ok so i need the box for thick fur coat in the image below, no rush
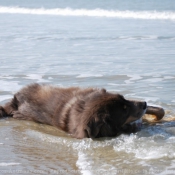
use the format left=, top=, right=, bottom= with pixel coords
left=0, top=83, right=147, bottom=139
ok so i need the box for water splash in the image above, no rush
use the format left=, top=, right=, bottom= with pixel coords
left=0, top=6, right=175, bottom=20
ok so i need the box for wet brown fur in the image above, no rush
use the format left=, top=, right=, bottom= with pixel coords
left=0, top=83, right=147, bottom=139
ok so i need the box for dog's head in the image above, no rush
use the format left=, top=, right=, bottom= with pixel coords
left=78, top=93, right=147, bottom=139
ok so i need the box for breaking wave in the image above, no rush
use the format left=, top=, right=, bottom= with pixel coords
left=0, top=6, right=175, bottom=20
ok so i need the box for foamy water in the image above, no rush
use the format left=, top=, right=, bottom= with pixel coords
left=25, top=122, right=175, bottom=174
left=0, top=0, right=175, bottom=174
left=0, top=6, right=175, bottom=20
left=0, top=163, right=21, bottom=166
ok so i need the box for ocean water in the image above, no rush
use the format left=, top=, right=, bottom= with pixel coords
left=0, top=0, right=175, bottom=174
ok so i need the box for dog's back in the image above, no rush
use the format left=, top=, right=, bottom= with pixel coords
left=0, top=84, right=105, bottom=135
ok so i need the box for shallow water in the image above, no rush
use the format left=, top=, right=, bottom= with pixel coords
left=0, top=0, right=175, bottom=174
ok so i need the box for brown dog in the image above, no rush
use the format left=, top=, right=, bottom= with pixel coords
left=0, top=83, right=147, bottom=139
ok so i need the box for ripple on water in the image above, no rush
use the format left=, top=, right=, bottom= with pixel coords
left=26, top=124, right=175, bottom=160
left=0, top=163, right=21, bottom=166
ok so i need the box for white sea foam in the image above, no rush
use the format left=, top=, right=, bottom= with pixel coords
left=27, top=129, right=175, bottom=161
left=76, top=74, right=103, bottom=78
left=0, top=80, right=22, bottom=92
left=164, top=76, right=175, bottom=80
left=25, top=74, right=50, bottom=83
left=113, top=134, right=175, bottom=160
left=125, top=75, right=142, bottom=84
left=26, top=130, right=117, bottom=151
left=0, top=162, right=21, bottom=166
left=0, top=95, right=12, bottom=102
left=76, top=152, right=93, bottom=175
left=142, top=78, right=164, bottom=83
left=24, top=127, right=175, bottom=175
left=0, top=6, right=175, bottom=20
left=108, top=83, right=119, bottom=86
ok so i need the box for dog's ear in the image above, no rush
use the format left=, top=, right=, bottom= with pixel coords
left=85, top=118, right=103, bottom=138
left=72, top=117, right=103, bottom=139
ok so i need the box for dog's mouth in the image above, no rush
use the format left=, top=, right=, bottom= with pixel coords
left=129, top=108, right=146, bottom=130
left=122, top=108, right=146, bottom=132
left=129, top=117, right=143, bottom=130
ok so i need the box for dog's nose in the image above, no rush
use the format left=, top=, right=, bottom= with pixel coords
left=143, top=102, right=147, bottom=110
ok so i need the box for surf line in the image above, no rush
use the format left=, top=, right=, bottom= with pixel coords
left=0, top=6, right=175, bottom=20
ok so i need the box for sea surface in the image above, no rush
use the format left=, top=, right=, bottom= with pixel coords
left=0, top=0, right=175, bottom=174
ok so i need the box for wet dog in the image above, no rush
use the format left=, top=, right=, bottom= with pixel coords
left=0, top=83, right=147, bottom=139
